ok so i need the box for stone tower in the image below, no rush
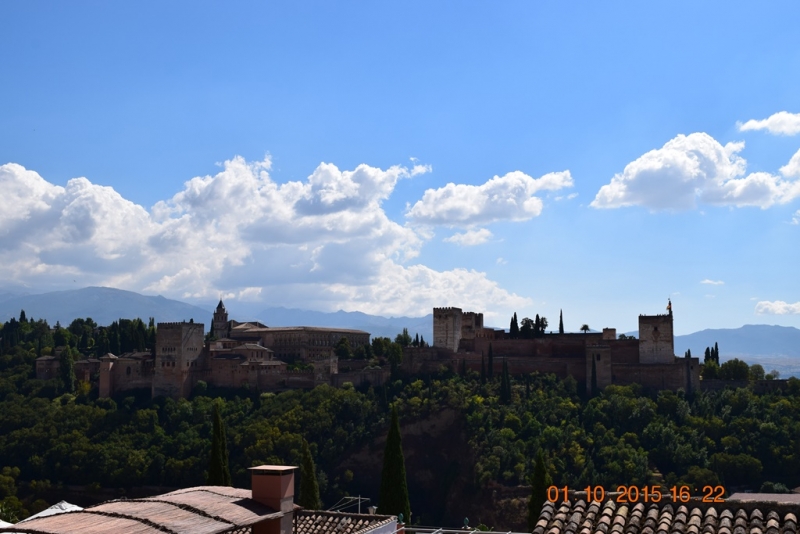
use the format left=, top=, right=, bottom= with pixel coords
left=433, top=307, right=463, bottom=352
left=213, top=299, right=230, bottom=339
left=152, top=322, right=205, bottom=398
left=638, top=300, right=675, bottom=364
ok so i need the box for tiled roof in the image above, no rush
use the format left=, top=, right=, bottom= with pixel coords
left=533, top=498, right=800, bottom=534
left=0, top=486, right=282, bottom=534
left=294, top=510, right=395, bottom=534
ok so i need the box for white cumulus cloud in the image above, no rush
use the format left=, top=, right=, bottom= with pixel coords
left=701, top=279, right=724, bottom=285
left=591, top=133, right=800, bottom=210
left=781, top=148, right=800, bottom=178
left=755, top=300, right=800, bottom=315
left=443, top=228, right=493, bottom=246
left=738, top=111, right=800, bottom=136
left=0, top=158, right=528, bottom=317
left=406, top=170, right=573, bottom=226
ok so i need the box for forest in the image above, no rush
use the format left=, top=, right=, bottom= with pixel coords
left=2, top=312, right=800, bottom=526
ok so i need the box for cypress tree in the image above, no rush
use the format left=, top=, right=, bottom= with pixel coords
left=207, top=402, right=231, bottom=486
left=559, top=310, right=564, bottom=334
left=528, top=450, right=552, bottom=531
left=510, top=313, right=519, bottom=339
left=500, top=359, right=511, bottom=404
left=298, top=439, right=321, bottom=509
left=704, top=347, right=711, bottom=364
left=488, top=343, right=494, bottom=380
left=379, top=406, right=411, bottom=522
left=714, top=342, right=719, bottom=364
left=480, top=352, right=486, bottom=384
left=60, top=346, right=76, bottom=394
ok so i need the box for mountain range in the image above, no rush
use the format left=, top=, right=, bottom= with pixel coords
left=1, top=286, right=798, bottom=376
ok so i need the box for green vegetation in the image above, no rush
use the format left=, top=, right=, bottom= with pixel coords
left=528, top=450, right=552, bottom=531
left=378, top=406, right=410, bottom=522
left=207, top=401, right=231, bottom=486
left=3, top=310, right=800, bottom=524
left=299, top=438, right=321, bottom=509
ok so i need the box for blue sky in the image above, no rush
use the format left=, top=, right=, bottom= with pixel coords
left=1, top=2, right=799, bottom=334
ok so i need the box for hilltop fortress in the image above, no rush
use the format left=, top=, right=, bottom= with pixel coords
left=90, top=300, right=379, bottom=399
left=403, top=301, right=700, bottom=392
left=36, top=300, right=699, bottom=397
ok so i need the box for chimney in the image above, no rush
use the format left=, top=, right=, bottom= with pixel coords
left=250, top=465, right=298, bottom=534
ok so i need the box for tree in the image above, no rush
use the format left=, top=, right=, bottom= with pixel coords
left=590, top=355, right=597, bottom=396
left=749, top=364, right=765, bottom=381
left=334, top=337, right=353, bottom=360
left=702, top=361, right=719, bottom=380
left=580, top=324, right=590, bottom=334
left=395, top=328, right=412, bottom=347
left=379, top=406, right=411, bottom=522
left=520, top=318, right=534, bottom=339
left=714, top=342, right=720, bottom=363
left=298, top=439, right=321, bottom=509
left=480, top=352, right=486, bottom=384
left=207, top=402, right=231, bottom=486
left=500, top=359, right=511, bottom=405
left=559, top=310, right=564, bottom=334
left=509, top=313, right=519, bottom=339
left=488, top=343, right=494, bottom=380
left=459, top=358, right=467, bottom=377
left=528, top=449, right=552, bottom=531
left=719, top=358, right=749, bottom=381
left=60, top=346, right=76, bottom=394
left=538, top=316, right=548, bottom=336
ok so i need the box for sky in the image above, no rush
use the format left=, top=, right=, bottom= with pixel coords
left=1, top=2, right=799, bottom=335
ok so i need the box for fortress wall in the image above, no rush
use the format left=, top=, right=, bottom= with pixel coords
left=586, top=345, right=613, bottom=389
left=611, top=358, right=699, bottom=391
left=609, top=340, right=640, bottom=364
left=109, top=358, right=153, bottom=394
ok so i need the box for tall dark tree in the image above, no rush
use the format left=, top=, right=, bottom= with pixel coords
left=590, top=355, right=597, bottom=397
left=60, top=346, right=76, bottom=394
left=500, top=359, right=511, bottom=405
left=510, top=313, right=519, bottom=339
left=714, top=342, right=720, bottom=364
left=459, top=358, right=467, bottom=377
left=207, top=402, right=231, bottom=486
left=480, top=352, right=486, bottom=384
left=488, top=343, right=494, bottom=380
left=19, top=310, right=27, bottom=323
left=559, top=310, right=564, bottom=334
left=704, top=347, right=712, bottom=364
left=528, top=449, right=552, bottom=531
left=379, top=406, right=411, bottom=522
left=298, top=439, right=321, bottom=509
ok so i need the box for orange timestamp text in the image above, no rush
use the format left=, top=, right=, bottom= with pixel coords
left=547, top=485, right=726, bottom=503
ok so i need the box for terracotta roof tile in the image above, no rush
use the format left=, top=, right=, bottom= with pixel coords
left=531, top=495, right=800, bottom=534
left=293, top=510, right=395, bottom=534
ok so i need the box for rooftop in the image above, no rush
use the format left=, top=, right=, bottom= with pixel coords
left=0, top=486, right=281, bottom=534
left=294, top=510, right=395, bottom=534
left=532, top=497, right=800, bottom=534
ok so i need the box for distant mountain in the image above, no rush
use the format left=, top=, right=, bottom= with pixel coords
left=252, top=306, right=433, bottom=341
left=0, top=287, right=210, bottom=327
left=674, top=324, right=800, bottom=378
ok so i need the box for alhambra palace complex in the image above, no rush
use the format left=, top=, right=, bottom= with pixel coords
left=36, top=300, right=700, bottom=397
